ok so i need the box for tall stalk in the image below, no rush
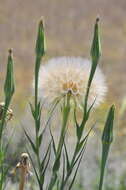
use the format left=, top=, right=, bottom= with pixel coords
left=33, top=19, right=46, bottom=187
left=25, top=19, right=53, bottom=190
left=59, top=17, right=101, bottom=190
left=48, top=95, right=70, bottom=190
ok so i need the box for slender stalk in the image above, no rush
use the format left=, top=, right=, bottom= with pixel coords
left=57, top=96, right=70, bottom=155
left=34, top=56, right=42, bottom=172
left=48, top=95, right=70, bottom=190
left=35, top=56, right=41, bottom=110
left=33, top=19, right=46, bottom=180
left=60, top=18, right=101, bottom=190
left=26, top=19, right=46, bottom=190
left=99, top=144, right=109, bottom=190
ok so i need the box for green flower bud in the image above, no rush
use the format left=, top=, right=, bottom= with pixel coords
left=4, top=49, right=15, bottom=102
left=35, top=19, right=46, bottom=58
left=102, top=105, right=115, bottom=144
left=90, top=17, right=101, bottom=63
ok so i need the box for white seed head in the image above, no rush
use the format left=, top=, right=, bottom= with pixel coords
left=37, top=57, right=107, bottom=108
left=21, top=153, right=29, bottom=159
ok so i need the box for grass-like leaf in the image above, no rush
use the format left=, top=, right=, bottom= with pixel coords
left=24, top=129, right=37, bottom=155
left=68, top=146, right=85, bottom=190
left=63, top=142, right=70, bottom=173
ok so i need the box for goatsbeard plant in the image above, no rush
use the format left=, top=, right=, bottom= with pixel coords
left=24, top=17, right=115, bottom=190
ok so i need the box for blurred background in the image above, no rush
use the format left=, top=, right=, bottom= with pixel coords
left=0, top=0, right=126, bottom=189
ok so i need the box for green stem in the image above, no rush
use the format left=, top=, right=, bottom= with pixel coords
left=35, top=56, right=41, bottom=110
left=34, top=55, right=42, bottom=178
left=99, top=143, right=110, bottom=190
left=83, top=61, right=97, bottom=124
left=58, top=95, right=70, bottom=155
left=48, top=95, right=70, bottom=190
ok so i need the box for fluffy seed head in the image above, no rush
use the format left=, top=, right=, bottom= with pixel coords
left=38, top=57, right=107, bottom=108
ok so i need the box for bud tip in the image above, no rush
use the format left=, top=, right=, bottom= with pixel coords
left=39, top=17, right=44, bottom=28
left=8, top=48, right=13, bottom=55
left=96, top=17, right=100, bottom=23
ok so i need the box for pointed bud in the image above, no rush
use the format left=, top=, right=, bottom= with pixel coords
left=35, top=18, right=46, bottom=58
left=90, top=17, right=101, bottom=63
left=4, top=49, right=15, bottom=101
left=102, top=105, right=115, bottom=144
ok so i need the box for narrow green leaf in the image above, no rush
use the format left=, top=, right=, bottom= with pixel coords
left=73, top=141, right=87, bottom=168
left=40, top=144, right=51, bottom=187
left=50, top=128, right=56, bottom=156
left=36, top=117, right=41, bottom=132
left=48, top=173, right=57, bottom=190
left=64, top=142, right=70, bottom=172
left=76, top=126, right=83, bottom=141
left=77, top=124, right=95, bottom=153
left=53, top=153, right=61, bottom=173
left=68, top=147, right=85, bottom=190
left=38, top=133, right=43, bottom=147
left=24, top=129, right=37, bottom=155
left=86, top=97, right=96, bottom=119
left=40, top=141, right=51, bottom=171
left=74, top=108, right=79, bottom=128
left=42, top=144, right=51, bottom=174
left=74, top=108, right=82, bottom=140
left=29, top=103, right=35, bottom=119
left=61, top=152, right=66, bottom=187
